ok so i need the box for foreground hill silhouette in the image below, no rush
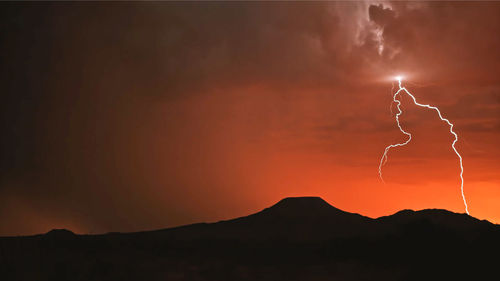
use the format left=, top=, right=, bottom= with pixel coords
left=1, top=197, right=499, bottom=280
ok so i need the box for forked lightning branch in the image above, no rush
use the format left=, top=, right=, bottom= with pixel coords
left=378, top=76, right=469, bottom=215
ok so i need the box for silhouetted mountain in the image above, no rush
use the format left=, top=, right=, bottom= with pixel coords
left=45, top=229, right=77, bottom=238
left=154, top=197, right=373, bottom=241
left=1, top=197, right=499, bottom=281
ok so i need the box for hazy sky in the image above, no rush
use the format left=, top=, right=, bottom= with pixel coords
left=1, top=1, right=500, bottom=235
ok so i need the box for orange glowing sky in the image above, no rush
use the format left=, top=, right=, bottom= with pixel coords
left=1, top=1, right=499, bottom=235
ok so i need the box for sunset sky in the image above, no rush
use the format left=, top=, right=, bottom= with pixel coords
left=1, top=1, right=500, bottom=235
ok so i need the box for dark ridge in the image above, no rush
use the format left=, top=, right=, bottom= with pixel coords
left=1, top=197, right=500, bottom=281
left=378, top=208, right=487, bottom=224
left=375, top=208, right=496, bottom=238
left=3, top=198, right=496, bottom=238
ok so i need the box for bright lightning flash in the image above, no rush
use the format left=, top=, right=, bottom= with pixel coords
left=379, top=76, right=469, bottom=215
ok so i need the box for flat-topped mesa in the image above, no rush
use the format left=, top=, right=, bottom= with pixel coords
left=256, top=197, right=368, bottom=223
left=43, top=229, right=77, bottom=240
left=46, top=229, right=75, bottom=236
left=271, top=196, right=333, bottom=210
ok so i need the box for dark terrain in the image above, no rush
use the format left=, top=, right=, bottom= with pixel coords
left=1, top=197, right=499, bottom=281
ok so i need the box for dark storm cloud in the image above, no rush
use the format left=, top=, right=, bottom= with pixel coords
left=0, top=1, right=374, bottom=182
left=372, top=2, right=500, bottom=79
left=369, top=4, right=396, bottom=27
left=0, top=4, right=55, bottom=178
left=62, top=2, right=355, bottom=99
left=367, top=2, right=500, bottom=130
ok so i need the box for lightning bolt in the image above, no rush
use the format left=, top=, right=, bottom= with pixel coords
left=379, top=77, right=469, bottom=215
